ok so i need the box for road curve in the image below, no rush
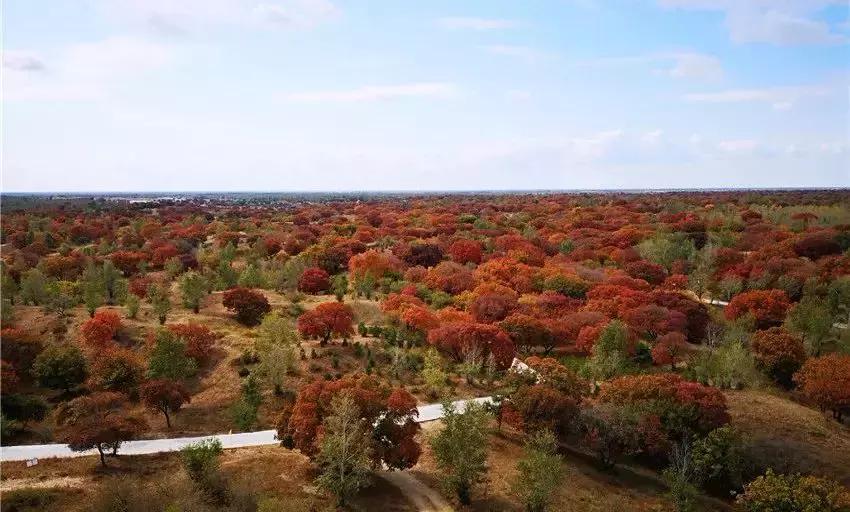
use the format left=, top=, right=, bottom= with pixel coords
left=1, top=396, right=493, bottom=462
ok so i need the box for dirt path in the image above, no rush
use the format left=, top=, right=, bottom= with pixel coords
left=378, top=471, right=453, bottom=512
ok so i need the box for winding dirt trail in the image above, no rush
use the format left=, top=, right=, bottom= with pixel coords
left=378, top=471, right=453, bottom=512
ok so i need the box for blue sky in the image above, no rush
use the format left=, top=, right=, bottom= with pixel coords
left=3, top=0, right=848, bottom=191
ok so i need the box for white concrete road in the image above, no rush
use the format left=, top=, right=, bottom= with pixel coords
left=1, top=396, right=493, bottom=462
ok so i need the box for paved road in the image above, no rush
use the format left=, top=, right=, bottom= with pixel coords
left=1, top=396, right=492, bottom=462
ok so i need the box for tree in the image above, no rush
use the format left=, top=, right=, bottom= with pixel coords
left=725, top=289, right=790, bottom=330
left=662, top=441, right=699, bottom=512
left=168, top=323, right=217, bottom=363
left=750, top=327, right=806, bottom=387
left=421, top=348, right=448, bottom=399
left=180, top=438, right=229, bottom=503
left=507, top=384, right=580, bottom=437
left=315, top=392, right=373, bottom=508
left=597, top=373, right=729, bottom=439
left=793, top=353, right=850, bottom=421
left=89, top=348, right=144, bottom=395
left=256, top=343, right=296, bottom=395
left=331, top=274, right=348, bottom=301
left=500, top=314, right=554, bottom=354
left=125, top=293, right=140, bottom=318
left=429, top=400, right=490, bottom=505
left=298, top=267, right=330, bottom=294
left=512, top=429, right=563, bottom=512
left=147, top=329, right=197, bottom=380
left=584, top=320, right=633, bottom=382
left=787, top=295, right=834, bottom=356
left=449, top=239, right=482, bottom=265
left=179, top=271, right=207, bottom=313
left=651, top=332, right=688, bottom=371
left=19, top=268, right=48, bottom=306
left=736, top=469, right=850, bottom=512
left=140, top=379, right=191, bottom=428
left=238, top=263, right=266, bottom=289
left=277, top=374, right=420, bottom=469
left=80, top=309, right=122, bottom=347
left=427, top=321, right=515, bottom=369
left=147, top=284, right=172, bottom=325
left=32, top=344, right=87, bottom=392
left=222, top=287, right=271, bottom=326
left=56, top=392, right=147, bottom=466
left=296, top=302, right=354, bottom=344
left=622, top=304, right=686, bottom=341
left=232, top=374, right=262, bottom=430
left=826, top=277, right=850, bottom=326
left=691, top=426, right=745, bottom=495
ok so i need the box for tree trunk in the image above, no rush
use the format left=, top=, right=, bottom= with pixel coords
left=164, top=408, right=171, bottom=428
left=193, top=305, right=199, bottom=314
left=97, top=445, right=106, bottom=467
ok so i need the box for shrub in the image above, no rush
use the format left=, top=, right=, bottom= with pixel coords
left=736, top=469, right=850, bottom=512
left=222, top=287, right=271, bottom=326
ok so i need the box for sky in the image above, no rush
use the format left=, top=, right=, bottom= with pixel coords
left=2, top=0, right=849, bottom=192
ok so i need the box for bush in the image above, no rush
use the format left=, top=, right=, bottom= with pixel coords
left=691, top=426, right=746, bottom=495
left=736, top=469, right=850, bottom=512
left=1, top=488, right=60, bottom=512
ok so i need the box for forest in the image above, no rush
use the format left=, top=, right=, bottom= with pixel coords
left=1, top=190, right=849, bottom=512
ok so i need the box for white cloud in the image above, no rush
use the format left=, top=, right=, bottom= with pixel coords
left=667, top=52, right=723, bottom=80
left=658, top=1, right=846, bottom=45
left=437, top=17, right=517, bottom=30
left=4, top=38, right=175, bottom=102
left=282, top=82, right=458, bottom=102
left=482, top=45, right=551, bottom=62
left=585, top=52, right=723, bottom=80
left=2, top=50, right=46, bottom=72
left=253, top=0, right=339, bottom=28
left=641, top=129, right=664, bottom=146
left=683, top=85, right=830, bottom=109
left=100, top=0, right=338, bottom=34
left=717, top=139, right=759, bottom=153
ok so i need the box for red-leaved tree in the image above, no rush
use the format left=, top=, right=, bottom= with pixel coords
left=297, top=302, right=354, bottom=344
left=222, top=287, right=271, bottom=326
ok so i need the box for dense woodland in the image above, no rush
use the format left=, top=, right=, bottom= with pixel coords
left=1, top=190, right=849, bottom=512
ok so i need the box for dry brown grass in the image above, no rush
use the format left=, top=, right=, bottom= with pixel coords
left=413, top=423, right=695, bottom=512
left=0, top=445, right=413, bottom=512
left=725, top=389, right=850, bottom=485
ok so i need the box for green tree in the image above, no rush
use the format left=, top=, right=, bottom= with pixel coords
left=512, top=429, right=564, bottom=512
left=125, top=294, right=140, bottom=319
left=32, top=344, right=88, bottom=392
left=315, top=392, right=373, bottom=508
left=662, top=441, right=699, bottom=512
left=826, top=277, right=850, bottom=326
left=238, top=263, right=266, bottom=288
left=147, top=330, right=197, bottom=380
left=257, top=312, right=298, bottom=348
left=422, top=348, right=448, bottom=399
left=179, top=271, right=207, bottom=313
left=147, top=284, right=172, bottom=325
left=1, top=263, right=19, bottom=305
left=430, top=400, right=490, bottom=505
left=787, top=295, right=834, bottom=356
left=583, top=320, right=631, bottom=382
left=637, top=232, right=695, bottom=271
left=19, top=268, right=49, bottom=306
left=331, top=274, right=348, bottom=301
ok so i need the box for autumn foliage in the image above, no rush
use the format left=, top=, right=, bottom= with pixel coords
left=427, top=321, right=515, bottom=368
left=222, top=287, right=271, bottom=326
left=276, top=374, right=421, bottom=469
left=793, top=354, right=850, bottom=421
left=80, top=309, right=122, bottom=347
left=297, top=302, right=354, bottom=343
